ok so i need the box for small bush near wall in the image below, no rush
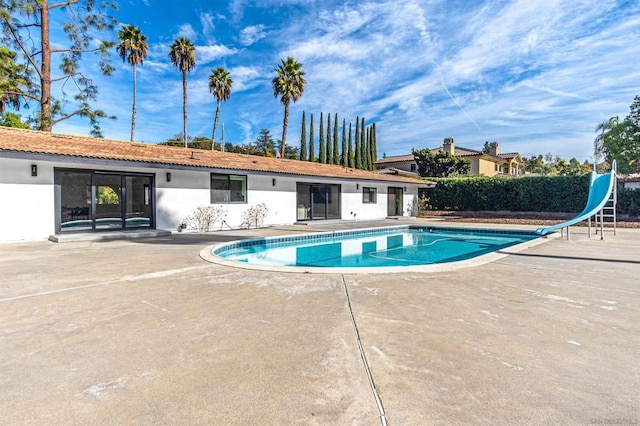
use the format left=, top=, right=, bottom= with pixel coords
left=185, top=206, right=227, bottom=232
left=242, top=203, right=269, bottom=229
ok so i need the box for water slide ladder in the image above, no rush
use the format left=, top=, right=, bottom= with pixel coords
left=588, top=173, right=617, bottom=239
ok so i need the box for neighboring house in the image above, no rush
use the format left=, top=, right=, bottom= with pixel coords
left=0, top=127, right=428, bottom=242
left=619, top=173, right=640, bottom=190
left=375, top=137, right=524, bottom=177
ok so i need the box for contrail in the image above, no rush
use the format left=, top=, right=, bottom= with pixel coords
left=432, top=61, right=481, bottom=131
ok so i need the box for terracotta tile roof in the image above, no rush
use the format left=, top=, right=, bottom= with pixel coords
left=499, top=152, right=521, bottom=160
left=430, top=146, right=485, bottom=157
left=374, top=154, right=415, bottom=164
left=0, top=126, right=428, bottom=185
left=374, top=167, right=419, bottom=178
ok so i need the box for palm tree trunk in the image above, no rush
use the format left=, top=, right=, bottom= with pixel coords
left=281, top=101, right=289, bottom=158
left=131, top=62, right=136, bottom=142
left=212, top=101, right=221, bottom=150
left=182, top=69, right=188, bottom=148
left=40, top=3, right=52, bottom=131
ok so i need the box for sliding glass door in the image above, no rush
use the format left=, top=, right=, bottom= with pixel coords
left=125, top=176, right=152, bottom=228
left=387, top=187, right=404, bottom=216
left=56, top=169, right=153, bottom=232
left=95, top=174, right=123, bottom=229
left=296, top=183, right=341, bottom=221
left=59, top=170, right=92, bottom=231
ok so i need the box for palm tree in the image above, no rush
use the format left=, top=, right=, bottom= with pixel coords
left=272, top=57, right=306, bottom=158
left=116, top=25, right=148, bottom=142
left=169, top=38, right=196, bottom=148
left=208, top=67, right=232, bottom=150
left=594, top=116, right=621, bottom=170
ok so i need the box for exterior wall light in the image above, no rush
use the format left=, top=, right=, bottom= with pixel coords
left=31, top=164, right=37, bottom=177
left=272, top=178, right=276, bottom=186
left=356, top=184, right=359, bottom=190
left=166, top=172, right=172, bottom=182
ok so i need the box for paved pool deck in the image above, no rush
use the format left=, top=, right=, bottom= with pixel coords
left=1, top=219, right=638, bottom=425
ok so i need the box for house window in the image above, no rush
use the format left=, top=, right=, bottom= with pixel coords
left=211, top=173, right=247, bottom=203
left=410, top=164, right=417, bottom=171
left=362, top=187, right=377, bottom=204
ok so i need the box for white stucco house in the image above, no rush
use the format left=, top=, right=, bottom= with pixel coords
left=0, top=127, right=429, bottom=242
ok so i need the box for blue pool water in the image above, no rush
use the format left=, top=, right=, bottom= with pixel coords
left=213, top=226, right=539, bottom=268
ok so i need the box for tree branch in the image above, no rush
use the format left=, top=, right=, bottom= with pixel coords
left=49, top=0, right=81, bottom=9
left=50, top=107, right=88, bottom=126
left=1, top=91, right=40, bottom=102
left=50, top=74, right=75, bottom=83
left=51, top=47, right=102, bottom=54
left=1, top=17, right=43, bottom=79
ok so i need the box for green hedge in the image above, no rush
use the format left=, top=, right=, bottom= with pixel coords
left=421, top=176, right=640, bottom=216
left=618, top=188, right=640, bottom=216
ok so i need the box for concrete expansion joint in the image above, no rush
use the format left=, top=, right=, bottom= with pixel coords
left=340, top=274, right=387, bottom=426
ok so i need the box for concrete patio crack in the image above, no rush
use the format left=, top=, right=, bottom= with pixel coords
left=341, top=274, right=387, bottom=426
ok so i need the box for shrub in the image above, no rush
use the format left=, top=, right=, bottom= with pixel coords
left=422, top=175, right=590, bottom=213
left=185, top=205, right=227, bottom=232
left=241, top=203, right=269, bottom=229
left=421, top=176, right=640, bottom=216
left=617, top=188, right=640, bottom=216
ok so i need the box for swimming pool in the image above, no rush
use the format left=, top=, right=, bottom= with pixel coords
left=203, top=226, right=549, bottom=273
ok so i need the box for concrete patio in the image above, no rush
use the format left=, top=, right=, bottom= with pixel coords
left=1, top=220, right=638, bottom=425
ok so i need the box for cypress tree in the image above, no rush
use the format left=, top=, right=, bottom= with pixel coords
left=364, top=126, right=370, bottom=170
left=300, top=111, right=307, bottom=161
left=318, top=112, right=325, bottom=164
left=354, top=116, right=361, bottom=169
left=360, top=117, right=366, bottom=170
left=308, top=113, right=315, bottom=162
left=367, top=126, right=373, bottom=170
left=333, top=113, right=339, bottom=164
left=341, top=118, right=347, bottom=166
left=348, top=123, right=354, bottom=168
left=371, top=123, right=377, bottom=166
left=326, top=113, right=332, bottom=165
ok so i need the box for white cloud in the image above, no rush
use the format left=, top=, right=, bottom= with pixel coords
left=175, top=23, right=196, bottom=40
left=229, top=0, right=246, bottom=22
left=239, top=25, right=266, bottom=46
left=228, top=65, right=264, bottom=92
left=200, top=12, right=215, bottom=40
left=196, top=44, right=238, bottom=63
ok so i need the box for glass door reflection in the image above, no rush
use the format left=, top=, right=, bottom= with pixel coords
left=95, top=174, right=123, bottom=229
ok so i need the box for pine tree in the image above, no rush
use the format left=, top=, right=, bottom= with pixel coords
left=300, top=111, right=307, bottom=161
left=308, top=113, right=315, bottom=162
left=326, top=113, right=333, bottom=165
left=333, top=113, right=339, bottom=164
left=355, top=116, right=361, bottom=169
left=318, top=112, right=325, bottom=164
left=341, top=118, right=347, bottom=166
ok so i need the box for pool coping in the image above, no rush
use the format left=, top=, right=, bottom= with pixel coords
left=199, top=225, right=560, bottom=274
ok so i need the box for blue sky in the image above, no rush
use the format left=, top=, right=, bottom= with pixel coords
left=45, top=0, right=640, bottom=161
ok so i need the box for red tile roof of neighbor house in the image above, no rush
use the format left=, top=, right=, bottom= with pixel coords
left=374, top=154, right=415, bottom=164
left=0, top=126, right=428, bottom=185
